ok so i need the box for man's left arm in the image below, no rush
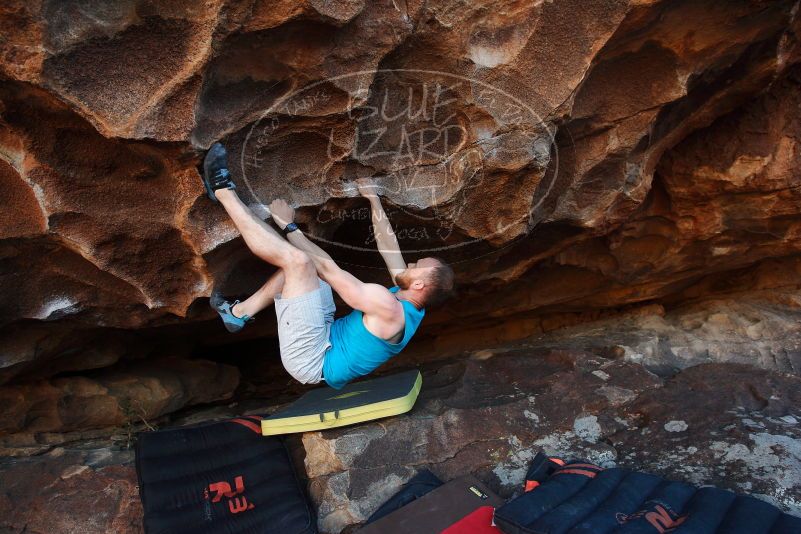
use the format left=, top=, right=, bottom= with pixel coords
left=269, top=199, right=337, bottom=275
left=356, top=178, right=406, bottom=284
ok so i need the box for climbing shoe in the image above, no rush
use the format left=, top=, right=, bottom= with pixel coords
left=202, top=142, right=236, bottom=202
left=210, top=294, right=253, bottom=333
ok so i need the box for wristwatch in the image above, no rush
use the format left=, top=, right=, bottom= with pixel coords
left=282, top=222, right=300, bottom=235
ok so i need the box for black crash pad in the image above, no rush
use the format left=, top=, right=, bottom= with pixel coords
left=359, top=476, right=504, bottom=534
left=135, top=416, right=316, bottom=534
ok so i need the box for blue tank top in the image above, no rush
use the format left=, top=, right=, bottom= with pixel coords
left=323, top=286, right=425, bottom=389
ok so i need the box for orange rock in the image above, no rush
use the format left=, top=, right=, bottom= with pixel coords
left=0, top=0, right=801, bottom=429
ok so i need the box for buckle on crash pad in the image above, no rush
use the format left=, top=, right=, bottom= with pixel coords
left=318, top=410, right=341, bottom=422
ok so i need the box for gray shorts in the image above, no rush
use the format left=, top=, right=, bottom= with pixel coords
left=274, top=279, right=335, bottom=384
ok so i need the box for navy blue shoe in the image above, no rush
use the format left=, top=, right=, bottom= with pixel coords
left=210, top=295, right=253, bottom=333
left=202, top=142, right=236, bottom=202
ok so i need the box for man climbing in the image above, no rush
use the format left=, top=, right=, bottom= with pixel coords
left=201, top=143, right=455, bottom=389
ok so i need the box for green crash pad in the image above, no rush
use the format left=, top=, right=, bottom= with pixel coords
left=261, top=369, right=422, bottom=436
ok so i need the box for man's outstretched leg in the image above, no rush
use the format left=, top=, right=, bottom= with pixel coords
left=216, top=188, right=318, bottom=298
left=203, top=143, right=318, bottom=299
left=202, top=143, right=333, bottom=385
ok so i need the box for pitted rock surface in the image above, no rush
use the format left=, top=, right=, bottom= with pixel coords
left=0, top=448, right=141, bottom=534
left=2, top=2, right=801, bottom=526
left=1, top=1, right=801, bottom=379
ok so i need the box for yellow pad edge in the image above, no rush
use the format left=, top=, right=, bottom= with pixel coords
left=261, top=372, right=422, bottom=436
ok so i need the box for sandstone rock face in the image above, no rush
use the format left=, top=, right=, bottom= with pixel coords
left=3, top=2, right=801, bottom=531
left=0, top=448, right=142, bottom=534
left=0, top=358, right=239, bottom=454
left=2, top=0, right=801, bottom=362
left=531, top=296, right=801, bottom=376
left=2, top=0, right=801, bottom=481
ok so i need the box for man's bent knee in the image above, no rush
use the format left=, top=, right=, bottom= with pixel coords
left=284, top=249, right=314, bottom=270
left=279, top=249, right=319, bottom=298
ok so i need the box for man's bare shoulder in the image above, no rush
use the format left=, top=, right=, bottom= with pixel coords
left=356, top=283, right=400, bottom=315
left=361, top=282, right=398, bottom=302
left=356, top=283, right=405, bottom=339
